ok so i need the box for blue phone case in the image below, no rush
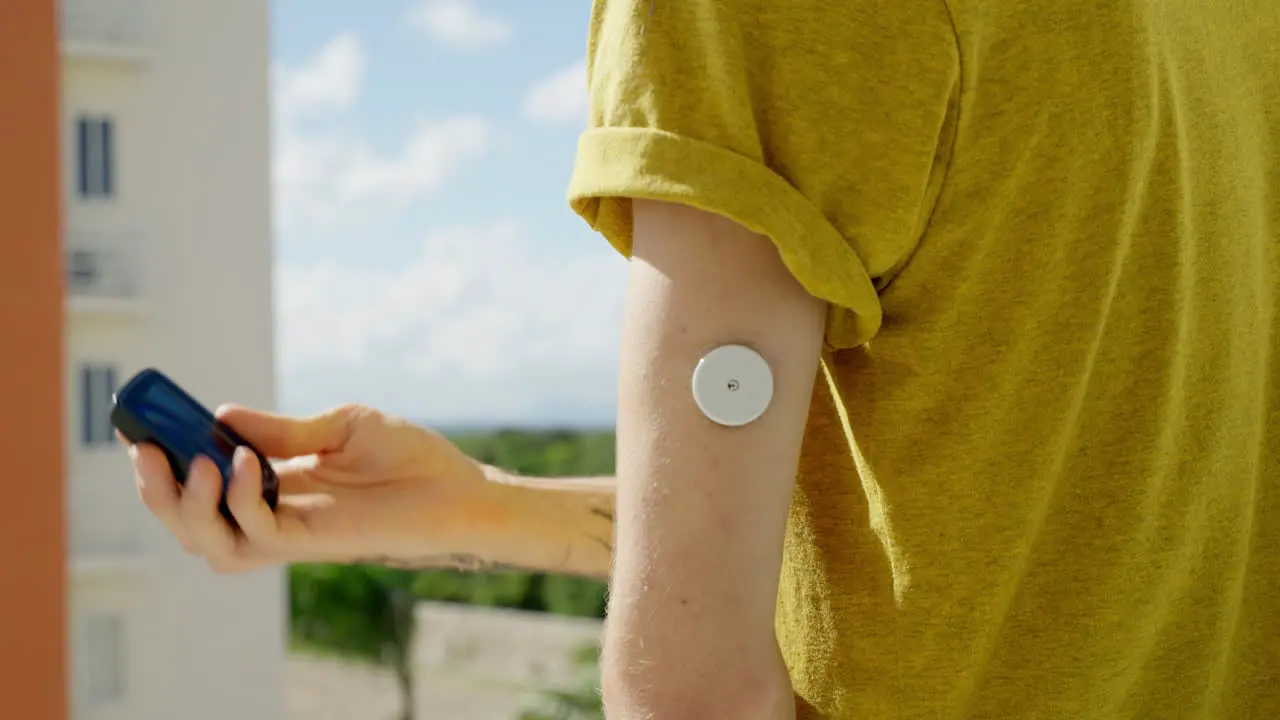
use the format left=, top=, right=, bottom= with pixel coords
left=110, top=367, right=279, bottom=529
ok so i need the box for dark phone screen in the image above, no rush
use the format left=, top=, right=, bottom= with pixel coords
left=139, top=380, right=238, bottom=478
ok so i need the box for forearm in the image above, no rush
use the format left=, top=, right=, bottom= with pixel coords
left=476, top=465, right=616, bottom=579
left=367, top=465, right=616, bottom=579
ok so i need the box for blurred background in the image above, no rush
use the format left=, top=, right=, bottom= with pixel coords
left=1, top=1, right=627, bottom=718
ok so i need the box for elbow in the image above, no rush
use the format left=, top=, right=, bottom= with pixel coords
left=600, top=658, right=795, bottom=720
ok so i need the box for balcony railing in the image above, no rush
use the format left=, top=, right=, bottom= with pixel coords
left=64, top=233, right=143, bottom=305
left=60, top=0, right=147, bottom=58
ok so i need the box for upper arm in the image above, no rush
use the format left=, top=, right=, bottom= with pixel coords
left=603, top=199, right=824, bottom=717
left=566, top=0, right=959, bottom=714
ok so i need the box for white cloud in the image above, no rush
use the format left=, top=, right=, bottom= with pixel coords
left=276, top=223, right=628, bottom=425
left=524, top=60, right=588, bottom=124
left=273, top=34, right=364, bottom=121
left=271, top=35, right=489, bottom=231
left=274, top=117, right=489, bottom=228
left=337, top=118, right=488, bottom=202
left=269, top=32, right=620, bottom=426
left=406, top=0, right=512, bottom=49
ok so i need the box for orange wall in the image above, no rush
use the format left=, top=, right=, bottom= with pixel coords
left=0, top=1, right=68, bottom=718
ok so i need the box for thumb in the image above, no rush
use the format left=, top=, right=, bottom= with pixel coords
left=214, top=403, right=354, bottom=459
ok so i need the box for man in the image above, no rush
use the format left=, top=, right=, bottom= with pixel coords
left=127, top=1, right=1278, bottom=718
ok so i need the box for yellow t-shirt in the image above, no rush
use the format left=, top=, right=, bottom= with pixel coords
left=568, top=1, right=1280, bottom=717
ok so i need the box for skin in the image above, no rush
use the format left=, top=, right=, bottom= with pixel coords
left=127, top=199, right=824, bottom=719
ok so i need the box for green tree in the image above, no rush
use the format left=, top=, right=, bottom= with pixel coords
left=290, top=564, right=419, bottom=719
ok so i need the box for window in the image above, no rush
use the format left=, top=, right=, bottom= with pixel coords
left=80, top=363, right=118, bottom=447
left=76, top=115, right=114, bottom=198
left=73, top=612, right=126, bottom=709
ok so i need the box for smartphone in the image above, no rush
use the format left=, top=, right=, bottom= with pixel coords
left=110, top=367, right=279, bottom=529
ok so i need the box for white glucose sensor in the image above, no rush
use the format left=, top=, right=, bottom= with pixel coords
left=691, top=344, right=774, bottom=427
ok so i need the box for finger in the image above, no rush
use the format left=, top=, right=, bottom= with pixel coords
left=131, top=443, right=194, bottom=552
left=271, top=494, right=343, bottom=562
left=214, top=403, right=355, bottom=459
left=180, top=455, right=239, bottom=562
left=266, top=454, right=348, bottom=496
left=225, top=447, right=279, bottom=547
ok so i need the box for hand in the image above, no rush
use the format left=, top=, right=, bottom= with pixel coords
left=125, top=403, right=495, bottom=573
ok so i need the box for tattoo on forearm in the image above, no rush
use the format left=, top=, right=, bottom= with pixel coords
left=357, top=554, right=524, bottom=573
left=355, top=497, right=618, bottom=577
left=588, top=503, right=616, bottom=554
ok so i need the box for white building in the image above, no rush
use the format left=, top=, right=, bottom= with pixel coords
left=59, top=0, right=286, bottom=718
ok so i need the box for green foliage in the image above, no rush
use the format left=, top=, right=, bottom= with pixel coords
left=518, top=644, right=605, bottom=720
left=451, top=428, right=615, bottom=479
left=290, top=563, right=418, bottom=663
left=539, top=573, right=609, bottom=617
left=290, top=564, right=421, bottom=718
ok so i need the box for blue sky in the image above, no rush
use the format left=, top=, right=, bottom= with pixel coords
left=269, top=0, right=628, bottom=427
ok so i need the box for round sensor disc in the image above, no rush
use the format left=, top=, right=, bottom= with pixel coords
left=691, top=344, right=773, bottom=427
